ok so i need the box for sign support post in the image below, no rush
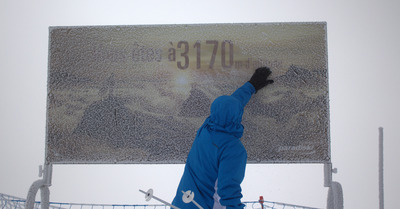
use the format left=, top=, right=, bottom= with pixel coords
left=26, top=163, right=52, bottom=209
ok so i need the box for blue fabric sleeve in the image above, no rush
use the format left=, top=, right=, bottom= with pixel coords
left=230, top=82, right=256, bottom=108
left=217, top=143, right=247, bottom=209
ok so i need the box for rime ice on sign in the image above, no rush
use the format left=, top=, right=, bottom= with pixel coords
left=46, top=23, right=329, bottom=164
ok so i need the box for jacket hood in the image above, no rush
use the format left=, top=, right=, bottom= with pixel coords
left=203, top=95, right=244, bottom=138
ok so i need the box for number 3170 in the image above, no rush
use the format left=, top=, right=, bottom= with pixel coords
left=168, top=40, right=234, bottom=70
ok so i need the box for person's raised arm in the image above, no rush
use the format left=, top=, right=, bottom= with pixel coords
left=231, top=67, right=274, bottom=107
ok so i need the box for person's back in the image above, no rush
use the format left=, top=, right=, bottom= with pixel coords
left=172, top=68, right=273, bottom=209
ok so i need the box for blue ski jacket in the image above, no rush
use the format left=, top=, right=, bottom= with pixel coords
left=172, top=82, right=256, bottom=209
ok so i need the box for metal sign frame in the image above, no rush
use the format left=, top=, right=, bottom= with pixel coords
left=26, top=22, right=339, bottom=209
left=45, top=22, right=330, bottom=164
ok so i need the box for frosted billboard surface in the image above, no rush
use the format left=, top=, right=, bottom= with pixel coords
left=46, top=23, right=330, bottom=164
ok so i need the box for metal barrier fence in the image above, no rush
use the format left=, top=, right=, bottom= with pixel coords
left=1, top=193, right=320, bottom=209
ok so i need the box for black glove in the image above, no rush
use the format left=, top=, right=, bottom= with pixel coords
left=248, top=67, right=274, bottom=93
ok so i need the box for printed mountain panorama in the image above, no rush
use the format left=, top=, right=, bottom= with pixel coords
left=47, top=64, right=329, bottom=164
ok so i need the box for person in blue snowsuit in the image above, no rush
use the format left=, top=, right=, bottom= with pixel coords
left=172, top=67, right=274, bottom=209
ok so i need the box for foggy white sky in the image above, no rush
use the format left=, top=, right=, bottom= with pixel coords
left=1, top=0, right=399, bottom=208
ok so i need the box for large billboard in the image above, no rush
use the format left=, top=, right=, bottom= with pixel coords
left=46, top=23, right=330, bottom=164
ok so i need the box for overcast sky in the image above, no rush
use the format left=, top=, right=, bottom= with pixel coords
left=1, top=0, right=399, bottom=208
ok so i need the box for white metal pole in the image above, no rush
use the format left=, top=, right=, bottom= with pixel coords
left=139, top=189, right=180, bottom=209
left=379, top=127, right=384, bottom=209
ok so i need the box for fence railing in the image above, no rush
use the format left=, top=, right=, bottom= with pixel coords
left=1, top=193, right=320, bottom=209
